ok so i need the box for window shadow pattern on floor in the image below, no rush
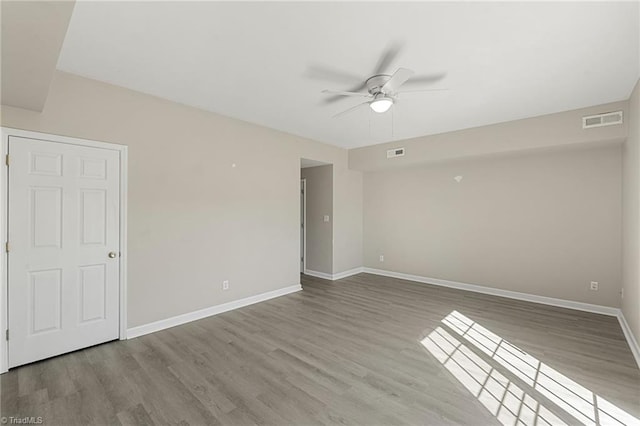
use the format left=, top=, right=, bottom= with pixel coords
left=421, top=311, right=639, bottom=426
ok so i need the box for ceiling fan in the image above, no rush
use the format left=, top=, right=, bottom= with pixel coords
left=310, top=43, right=447, bottom=118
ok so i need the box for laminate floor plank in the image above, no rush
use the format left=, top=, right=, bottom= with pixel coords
left=116, top=403, right=155, bottom=426
left=1, top=273, right=639, bottom=425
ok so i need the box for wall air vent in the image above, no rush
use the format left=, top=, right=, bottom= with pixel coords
left=582, top=111, right=623, bottom=129
left=386, top=147, right=405, bottom=158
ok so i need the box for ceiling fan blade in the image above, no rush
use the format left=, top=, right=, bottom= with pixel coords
left=332, top=101, right=370, bottom=118
left=397, top=88, right=449, bottom=93
left=322, top=89, right=371, bottom=98
left=382, top=68, right=414, bottom=94
left=306, top=65, right=364, bottom=85
left=373, top=42, right=403, bottom=75
left=321, top=83, right=369, bottom=104
left=401, top=72, right=447, bottom=86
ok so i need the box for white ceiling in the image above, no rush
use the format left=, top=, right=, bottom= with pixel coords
left=57, top=1, right=639, bottom=149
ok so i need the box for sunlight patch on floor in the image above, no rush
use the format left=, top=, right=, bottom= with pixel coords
left=421, top=311, right=639, bottom=426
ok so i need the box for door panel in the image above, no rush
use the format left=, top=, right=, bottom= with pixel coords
left=31, top=187, right=62, bottom=247
left=8, top=136, right=121, bottom=368
left=80, top=189, right=107, bottom=245
left=79, top=264, right=107, bottom=323
left=30, top=269, right=62, bottom=334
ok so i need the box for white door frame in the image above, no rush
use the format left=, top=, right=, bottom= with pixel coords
left=0, top=127, right=128, bottom=373
left=301, top=178, right=306, bottom=273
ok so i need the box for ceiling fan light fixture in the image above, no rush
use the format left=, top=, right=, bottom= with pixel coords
left=370, top=95, right=393, bottom=113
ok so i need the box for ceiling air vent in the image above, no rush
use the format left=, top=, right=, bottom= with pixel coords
left=387, top=147, right=405, bottom=158
left=582, top=111, right=623, bottom=129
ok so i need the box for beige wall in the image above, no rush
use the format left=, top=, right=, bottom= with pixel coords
left=363, top=145, right=623, bottom=307
left=0, top=71, right=363, bottom=327
left=301, top=165, right=333, bottom=274
left=1, top=1, right=75, bottom=111
left=350, top=101, right=628, bottom=172
left=333, top=163, right=363, bottom=274
left=622, top=79, right=640, bottom=342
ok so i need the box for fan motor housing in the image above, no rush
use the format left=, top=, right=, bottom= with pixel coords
left=366, top=74, right=392, bottom=95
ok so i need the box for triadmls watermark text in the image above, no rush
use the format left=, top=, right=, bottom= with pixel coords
left=1, top=417, right=44, bottom=425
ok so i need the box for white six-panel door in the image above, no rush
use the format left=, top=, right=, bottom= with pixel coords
left=8, top=136, right=120, bottom=368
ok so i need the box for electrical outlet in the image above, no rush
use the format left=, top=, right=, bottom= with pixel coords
left=621, top=288, right=624, bottom=299
left=379, top=255, right=384, bottom=262
left=223, top=280, right=229, bottom=291
left=590, top=281, right=599, bottom=291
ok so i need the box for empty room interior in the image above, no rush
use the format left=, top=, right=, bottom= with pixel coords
left=1, top=1, right=640, bottom=425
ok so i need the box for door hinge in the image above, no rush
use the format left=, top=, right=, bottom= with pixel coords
left=5, top=330, right=8, bottom=341
left=5, top=242, right=8, bottom=253
left=5, top=154, right=9, bottom=166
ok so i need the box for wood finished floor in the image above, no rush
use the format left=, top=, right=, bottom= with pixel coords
left=1, top=273, right=639, bottom=425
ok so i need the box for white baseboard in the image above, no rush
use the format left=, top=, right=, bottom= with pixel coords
left=333, top=267, right=365, bottom=280
left=127, top=284, right=302, bottom=339
left=364, top=267, right=640, bottom=370
left=304, top=267, right=364, bottom=281
left=362, top=267, right=620, bottom=317
left=303, top=269, right=333, bottom=280
left=617, top=311, right=640, bottom=369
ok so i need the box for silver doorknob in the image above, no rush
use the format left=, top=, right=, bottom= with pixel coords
left=108, top=251, right=117, bottom=259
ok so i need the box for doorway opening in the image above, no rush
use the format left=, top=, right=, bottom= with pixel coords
left=300, top=158, right=333, bottom=279
left=300, top=178, right=306, bottom=272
